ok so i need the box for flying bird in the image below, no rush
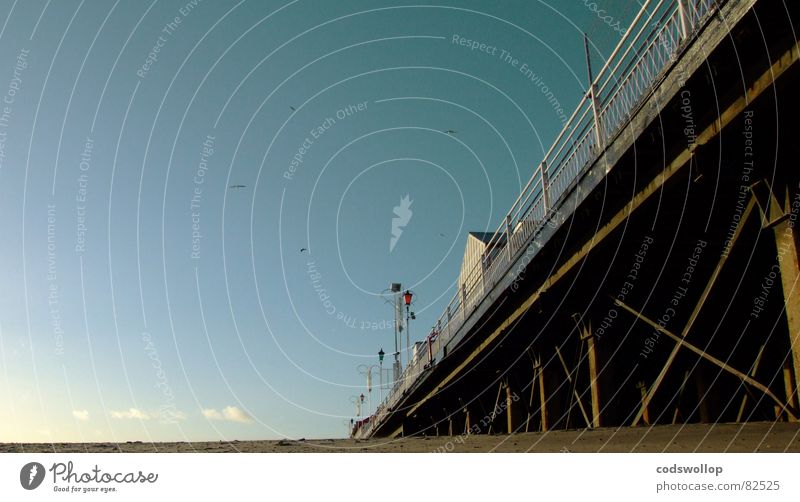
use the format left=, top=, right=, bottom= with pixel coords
left=300, top=248, right=307, bottom=253
left=444, top=129, right=457, bottom=135
left=229, top=185, right=246, bottom=190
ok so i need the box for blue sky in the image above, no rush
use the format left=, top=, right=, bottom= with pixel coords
left=0, top=0, right=637, bottom=442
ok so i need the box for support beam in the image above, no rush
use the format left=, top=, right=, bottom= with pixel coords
left=784, top=359, right=798, bottom=416
left=615, top=298, right=798, bottom=421
left=695, top=367, right=711, bottom=422
left=636, top=381, right=650, bottom=425
left=629, top=197, right=755, bottom=425
left=672, top=371, right=691, bottom=425
left=538, top=359, right=548, bottom=432
left=770, top=186, right=800, bottom=413
left=579, top=320, right=601, bottom=428
left=555, top=346, right=592, bottom=427
left=506, top=381, right=515, bottom=433
left=525, top=352, right=539, bottom=432
left=736, top=344, right=766, bottom=422
left=488, top=381, right=504, bottom=434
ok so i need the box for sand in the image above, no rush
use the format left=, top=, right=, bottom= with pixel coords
left=2, top=422, right=799, bottom=453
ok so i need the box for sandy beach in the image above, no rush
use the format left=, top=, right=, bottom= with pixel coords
left=3, top=422, right=799, bottom=453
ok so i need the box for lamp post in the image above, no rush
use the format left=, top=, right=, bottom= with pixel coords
left=389, top=283, right=402, bottom=382
left=403, top=290, right=414, bottom=367
left=357, top=362, right=384, bottom=413
left=349, top=394, right=365, bottom=417
left=378, top=349, right=385, bottom=401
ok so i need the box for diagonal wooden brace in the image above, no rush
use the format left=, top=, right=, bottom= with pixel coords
left=615, top=298, right=798, bottom=421
left=555, top=346, right=592, bottom=428
left=628, top=197, right=755, bottom=425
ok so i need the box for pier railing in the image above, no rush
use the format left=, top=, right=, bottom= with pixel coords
left=356, top=0, right=720, bottom=438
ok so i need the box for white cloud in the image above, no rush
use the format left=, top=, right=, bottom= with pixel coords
left=202, top=408, right=223, bottom=420
left=222, top=406, right=253, bottom=423
left=202, top=406, right=253, bottom=424
left=72, top=409, right=90, bottom=421
left=110, top=408, right=150, bottom=420
left=157, top=408, right=186, bottom=422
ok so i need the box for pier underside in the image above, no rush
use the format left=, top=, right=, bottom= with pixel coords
left=369, top=0, right=800, bottom=438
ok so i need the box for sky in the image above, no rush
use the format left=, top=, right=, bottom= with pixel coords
left=0, top=0, right=639, bottom=442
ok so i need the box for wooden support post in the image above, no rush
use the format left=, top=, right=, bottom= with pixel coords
left=770, top=186, right=800, bottom=419
left=538, top=358, right=548, bottom=432
left=488, top=380, right=504, bottom=434
left=526, top=352, right=538, bottom=432
left=580, top=321, right=601, bottom=428
left=672, top=370, right=691, bottom=424
left=506, top=381, right=515, bottom=434
left=464, top=407, right=471, bottom=435
left=784, top=359, right=798, bottom=417
left=636, top=381, right=650, bottom=425
left=694, top=367, right=711, bottom=422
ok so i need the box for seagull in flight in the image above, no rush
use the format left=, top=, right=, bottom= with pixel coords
left=444, top=129, right=457, bottom=135
left=229, top=185, right=246, bottom=190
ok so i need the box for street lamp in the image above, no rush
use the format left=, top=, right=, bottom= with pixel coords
left=349, top=394, right=364, bottom=417
left=403, top=290, right=415, bottom=367
left=378, top=348, right=385, bottom=402
left=358, top=362, right=385, bottom=412
left=378, top=347, right=386, bottom=403
left=389, top=283, right=403, bottom=381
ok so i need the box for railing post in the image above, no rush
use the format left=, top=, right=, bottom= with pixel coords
left=590, top=85, right=605, bottom=150
left=505, top=215, right=513, bottom=260
left=481, top=255, right=486, bottom=291
left=541, top=161, right=550, bottom=214
left=678, top=0, right=691, bottom=39
left=584, top=35, right=605, bottom=151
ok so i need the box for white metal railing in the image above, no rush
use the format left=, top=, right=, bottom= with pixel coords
left=354, top=0, right=720, bottom=438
